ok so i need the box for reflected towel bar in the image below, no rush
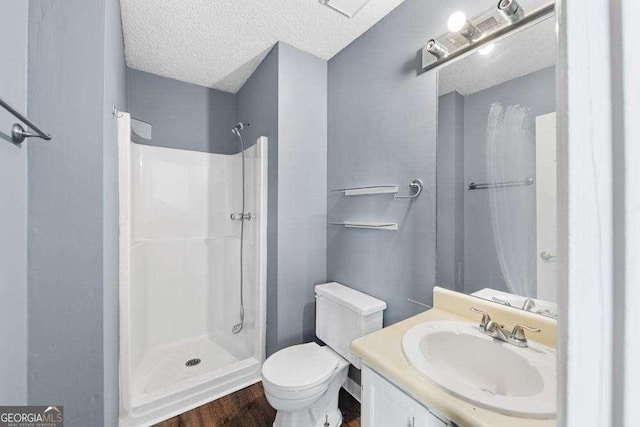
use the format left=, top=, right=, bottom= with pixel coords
left=468, top=178, right=534, bottom=190
left=0, top=96, right=52, bottom=144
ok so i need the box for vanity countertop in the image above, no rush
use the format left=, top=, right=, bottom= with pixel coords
left=351, top=296, right=556, bottom=427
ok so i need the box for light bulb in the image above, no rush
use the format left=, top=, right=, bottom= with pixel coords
left=447, top=11, right=481, bottom=42
left=447, top=12, right=467, bottom=33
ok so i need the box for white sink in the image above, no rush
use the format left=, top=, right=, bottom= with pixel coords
left=402, top=320, right=556, bottom=419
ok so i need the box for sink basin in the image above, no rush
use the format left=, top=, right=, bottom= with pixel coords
left=402, top=320, right=556, bottom=419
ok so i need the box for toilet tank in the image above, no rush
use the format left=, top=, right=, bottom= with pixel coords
left=315, top=282, right=387, bottom=368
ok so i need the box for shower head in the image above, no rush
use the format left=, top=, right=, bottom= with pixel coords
left=231, top=122, right=250, bottom=135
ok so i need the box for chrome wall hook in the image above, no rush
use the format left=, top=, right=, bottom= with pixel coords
left=394, top=179, right=424, bottom=199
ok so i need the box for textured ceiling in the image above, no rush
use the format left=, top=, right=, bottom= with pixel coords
left=120, top=0, right=404, bottom=93
left=438, top=15, right=557, bottom=96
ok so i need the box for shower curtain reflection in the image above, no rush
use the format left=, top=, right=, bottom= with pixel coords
left=485, top=103, right=537, bottom=298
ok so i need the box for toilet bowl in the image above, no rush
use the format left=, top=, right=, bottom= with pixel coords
left=261, top=282, right=387, bottom=427
left=262, top=343, right=349, bottom=427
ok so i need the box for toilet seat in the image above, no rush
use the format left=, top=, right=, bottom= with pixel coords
left=262, top=343, right=340, bottom=394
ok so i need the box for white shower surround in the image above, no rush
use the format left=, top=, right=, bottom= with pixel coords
left=117, top=113, right=268, bottom=426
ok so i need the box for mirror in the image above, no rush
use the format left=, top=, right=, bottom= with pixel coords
left=436, top=16, right=557, bottom=318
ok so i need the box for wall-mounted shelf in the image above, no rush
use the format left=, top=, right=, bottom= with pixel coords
left=329, top=221, right=398, bottom=231
left=331, top=185, right=399, bottom=196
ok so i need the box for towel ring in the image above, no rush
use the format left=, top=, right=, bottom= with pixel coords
left=394, top=179, right=423, bottom=199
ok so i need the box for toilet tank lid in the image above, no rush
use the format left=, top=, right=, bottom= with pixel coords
left=315, top=282, right=387, bottom=316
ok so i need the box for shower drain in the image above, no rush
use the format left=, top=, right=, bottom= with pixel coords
left=185, top=358, right=201, bottom=367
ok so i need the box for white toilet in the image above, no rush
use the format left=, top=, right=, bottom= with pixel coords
left=262, top=282, right=386, bottom=427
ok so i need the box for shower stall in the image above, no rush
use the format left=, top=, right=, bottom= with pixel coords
left=117, top=113, right=268, bottom=426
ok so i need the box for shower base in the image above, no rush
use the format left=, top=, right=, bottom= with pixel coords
left=124, top=335, right=261, bottom=426
left=133, top=336, right=238, bottom=402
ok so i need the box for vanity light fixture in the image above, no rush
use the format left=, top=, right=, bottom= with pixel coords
left=425, top=39, right=449, bottom=59
left=420, top=1, right=554, bottom=73
left=447, top=11, right=481, bottom=42
left=498, top=0, right=525, bottom=24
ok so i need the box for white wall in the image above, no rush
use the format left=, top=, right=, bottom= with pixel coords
left=0, top=0, right=28, bottom=405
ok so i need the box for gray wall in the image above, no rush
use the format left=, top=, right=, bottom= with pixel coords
left=125, top=42, right=328, bottom=358
left=0, top=0, right=29, bottom=405
left=437, top=92, right=465, bottom=293
left=27, top=1, right=126, bottom=425
left=237, top=43, right=328, bottom=356
left=327, top=0, right=461, bottom=325
left=276, top=43, right=327, bottom=350
left=236, top=45, right=280, bottom=356
left=462, top=67, right=555, bottom=295
left=127, top=68, right=238, bottom=154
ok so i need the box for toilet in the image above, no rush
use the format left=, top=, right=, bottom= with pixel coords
left=262, top=282, right=386, bottom=427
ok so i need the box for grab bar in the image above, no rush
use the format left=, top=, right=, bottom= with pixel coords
left=0, top=96, right=52, bottom=144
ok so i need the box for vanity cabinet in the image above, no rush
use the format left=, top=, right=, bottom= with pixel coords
left=362, top=365, right=451, bottom=427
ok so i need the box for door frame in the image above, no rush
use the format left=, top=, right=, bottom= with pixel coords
left=557, top=0, right=639, bottom=425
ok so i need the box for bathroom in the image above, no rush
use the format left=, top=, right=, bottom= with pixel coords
left=0, top=0, right=637, bottom=426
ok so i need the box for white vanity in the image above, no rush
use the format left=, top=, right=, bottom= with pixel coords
left=362, top=365, right=450, bottom=427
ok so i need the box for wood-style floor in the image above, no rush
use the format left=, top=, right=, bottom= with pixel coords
left=155, top=382, right=361, bottom=427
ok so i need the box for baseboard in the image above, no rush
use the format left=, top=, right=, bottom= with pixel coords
left=342, top=376, right=361, bottom=403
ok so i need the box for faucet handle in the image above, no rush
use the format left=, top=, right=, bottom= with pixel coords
left=522, top=298, right=536, bottom=311
left=491, top=297, right=512, bottom=306
left=510, top=324, right=541, bottom=346
left=470, top=306, right=491, bottom=327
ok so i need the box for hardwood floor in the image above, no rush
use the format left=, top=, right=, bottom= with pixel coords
left=337, top=387, right=361, bottom=427
left=155, top=382, right=361, bottom=427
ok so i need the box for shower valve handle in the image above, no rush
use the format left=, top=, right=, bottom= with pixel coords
left=230, top=213, right=252, bottom=221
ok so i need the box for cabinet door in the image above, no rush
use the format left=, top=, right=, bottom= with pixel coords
left=362, top=365, right=449, bottom=427
left=414, top=406, right=450, bottom=427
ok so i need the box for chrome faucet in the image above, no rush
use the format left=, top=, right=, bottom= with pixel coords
left=470, top=307, right=541, bottom=348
